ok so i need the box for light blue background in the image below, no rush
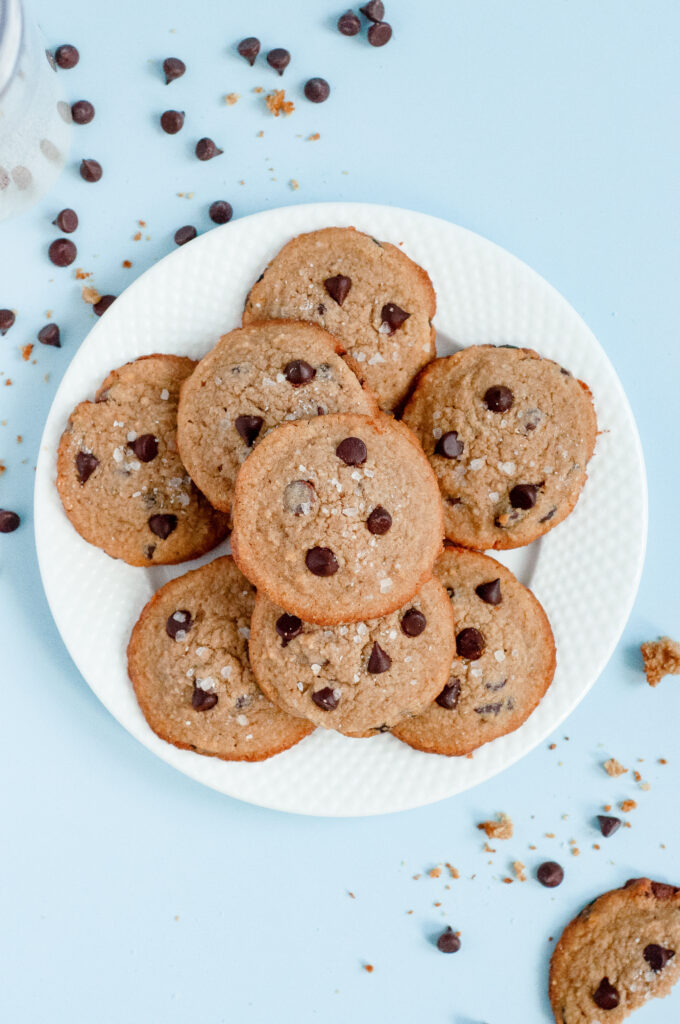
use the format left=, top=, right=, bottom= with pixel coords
left=1, top=2, right=678, bottom=1021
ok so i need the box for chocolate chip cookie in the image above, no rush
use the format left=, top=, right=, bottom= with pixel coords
left=242, top=226, right=436, bottom=412
left=177, top=320, right=377, bottom=513
left=249, top=578, right=455, bottom=736
left=57, top=354, right=229, bottom=565
left=402, top=345, right=597, bottom=550
left=127, top=556, right=314, bottom=761
left=549, top=877, right=680, bottom=1022
left=231, top=412, right=444, bottom=624
left=391, top=546, right=555, bottom=756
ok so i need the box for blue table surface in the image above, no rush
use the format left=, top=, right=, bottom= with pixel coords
left=2, top=1, right=679, bottom=1021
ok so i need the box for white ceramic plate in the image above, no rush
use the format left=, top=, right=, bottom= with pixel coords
left=35, top=202, right=647, bottom=816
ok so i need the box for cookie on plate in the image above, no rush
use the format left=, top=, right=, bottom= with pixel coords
left=391, top=546, right=555, bottom=756
left=249, top=578, right=455, bottom=737
left=177, top=320, right=377, bottom=513
left=127, top=556, right=314, bottom=761
left=549, top=877, right=680, bottom=1023
left=57, top=354, right=229, bottom=566
left=231, top=412, right=444, bottom=625
left=402, top=345, right=598, bottom=550
left=242, top=226, right=436, bottom=412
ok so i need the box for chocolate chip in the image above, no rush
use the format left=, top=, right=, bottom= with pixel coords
left=163, top=57, right=186, bottom=84
left=160, top=109, right=185, bottom=134
left=338, top=10, right=361, bottom=34
left=367, top=21, right=392, bottom=46
left=304, top=78, right=330, bottom=103
left=651, top=882, right=679, bottom=899
left=539, top=507, right=556, bottom=523
left=79, top=158, right=102, bottom=182
left=324, top=274, right=352, bottom=305
left=142, top=545, right=155, bottom=561
left=0, top=510, right=20, bottom=533
left=336, top=437, right=367, bottom=465
left=474, top=702, right=502, bottom=715
left=446, top=586, right=455, bottom=598
left=52, top=208, right=78, bottom=232
left=55, top=44, right=79, bottom=69
left=317, top=303, right=326, bottom=315
left=235, top=414, right=264, bottom=446
left=455, top=627, right=484, bottom=661
left=435, top=431, right=463, bottom=459
left=536, top=861, right=564, bottom=888
left=367, top=642, right=391, bottom=674
left=475, top=579, right=502, bottom=605
left=509, top=484, right=539, bottom=509
left=237, top=37, right=260, bottom=66
left=306, top=546, right=339, bottom=576
left=596, top=815, right=621, bottom=838
left=276, top=613, right=303, bottom=645
left=283, top=480, right=316, bottom=515
left=483, top=385, right=513, bottom=412
left=380, top=303, right=410, bottom=333
left=312, top=687, right=339, bottom=711
left=366, top=506, right=392, bottom=535
left=48, top=238, right=77, bottom=267
left=592, top=978, right=619, bottom=1010
left=174, top=225, right=196, bottom=246
left=485, top=680, right=507, bottom=691
left=401, top=609, right=426, bottom=637
left=129, top=434, right=158, bottom=462
left=192, top=683, right=218, bottom=712
left=643, top=944, right=675, bottom=973
left=148, top=513, right=178, bottom=539
left=209, top=200, right=233, bottom=224
left=0, top=309, right=15, bottom=335
left=93, top=294, right=116, bottom=317
left=166, top=610, right=193, bottom=639
left=436, top=927, right=461, bottom=953
left=71, top=100, right=95, bottom=124
left=75, top=451, right=98, bottom=484
left=266, top=48, right=290, bottom=75
left=436, top=678, right=461, bottom=709
left=36, top=323, right=60, bottom=347
left=284, top=359, right=316, bottom=386
left=195, top=138, right=223, bottom=161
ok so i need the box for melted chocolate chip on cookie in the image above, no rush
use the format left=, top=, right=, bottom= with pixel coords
left=75, top=451, right=98, bottom=484
left=484, top=385, right=513, bottom=412
left=235, top=414, right=264, bottom=446
left=276, top=613, right=303, bottom=646
left=148, top=513, right=178, bottom=539
left=435, top=431, right=463, bottom=459
left=366, top=505, right=392, bottom=534
left=380, top=303, right=410, bottom=333
left=401, top=609, right=426, bottom=637
left=129, top=434, right=158, bottom=462
left=436, top=678, right=461, bottom=709
left=475, top=579, right=502, bottom=605
left=592, top=978, right=620, bottom=1010
left=643, top=944, right=675, bottom=973
left=336, top=437, right=367, bottom=465
left=367, top=641, right=391, bottom=674
left=305, top=546, right=339, bottom=576
left=456, top=627, right=485, bottom=660
left=312, top=687, right=339, bottom=711
left=509, top=484, right=539, bottom=510
left=284, top=359, right=316, bottom=386
left=323, top=274, right=351, bottom=306
left=166, top=610, right=193, bottom=639
left=192, top=683, right=218, bottom=712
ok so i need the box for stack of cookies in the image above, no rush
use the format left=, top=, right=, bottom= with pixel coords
left=56, top=226, right=597, bottom=762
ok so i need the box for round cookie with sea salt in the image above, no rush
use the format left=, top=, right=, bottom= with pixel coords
left=242, top=226, right=436, bottom=413
left=177, top=320, right=377, bottom=513
left=402, top=345, right=598, bottom=550
left=231, top=412, right=444, bottom=625
left=57, top=354, right=229, bottom=566
left=391, top=546, right=555, bottom=756
left=127, top=556, right=314, bottom=761
left=249, top=578, right=455, bottom=737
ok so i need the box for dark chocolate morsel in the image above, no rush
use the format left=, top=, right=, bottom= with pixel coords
left=75, top=451, right=98, bottom=484
left=436, top=926, right=461, bottom=953
left=435, top=678, right=461, bottom=709
left=643, top=944, right=675, bottom=973
left=509, top=484, right=539, bottom=510
left=380, top=303, right=410, bottom=333
left=484, top=385, right=514, bottom=412
left=148, top=513, right=178, bottom=539
left=324, top=274, right=352, bottom=305
left=336, top=437, right=367, bottom=465
left=592, top=978, right=619, bottom=1011
left=366, top=506, right=392, bottom=535
left=192, top=683, right=218, bottom=711
left=435, top=431, right=463, bottom=459
left=401, top=609, right=426, bottom=637
left=235, top=415, right=264, bottom=446
left=475, top=579, right=502, bottom=605
left=536, top=861, right=564, bottom=888
left=312, top=687, right=339, bottom=711
left=367, top=641, right=391, bottom=674
left=129, top=434, right=158, bottom=462
left=456, top=627, right=485, bottom=660
left=305, top=546, right=339, bottom=576
left=166, top=610, right=193, bottom=639
left=276, top=613, right=303, bottom=646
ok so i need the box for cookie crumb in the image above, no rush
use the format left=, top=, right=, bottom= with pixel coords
left=133, top=231, right=142, bottom=241
left=477, top=813, right=513, bottom=840
left=513, top=860, right=526, bottom=881
left=641, top=636, right=680, bottom=686
left=603, top=757, right=627, bottom=777
left=445, top=863, right=460, bottom=879
left=348, top=891, right=355, bottom=899
left=620, top=799, right=637, bottom=813
left=548, top=742, right=557, bottom=749
left=659, top=758, right=668, bottom=765
left=256, top=130, right=264, bottom=137
left=640, top=781, right=651, bottom=791
left=483, top=842, right=496, bottom=853
left=363, top=964, right=374, bottom=973
left=265, top=89, right=294, bottom=117
left=253, top=86, right=264, bottom=94
left=308, top=132, right=321, bottom=141
left=122, top=260, right=132, bottom=268
left=81, top=285, right=101, bottom=305
left=224, top=92, right=240, bottom=105
left=571, top=847, right=580, bottom=857
left=21, top=343, right=33, bottom=361
left=502, top=877, right=513, bottom=884
left=74, top=268, right=91, bottom=280
left=603, top=804, right=612, bottom=812
left=289, top=178, right=299, bottom=191
left=633, top=770, right=642, bottom=782
left=428, top=866, right=442, bottom=879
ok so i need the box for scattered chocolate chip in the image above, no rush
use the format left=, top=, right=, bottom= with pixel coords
left=509, top=484, right=539, bottom=510
left=401, top=609, right=426, bottom=637
left=484, top=385, right=514, bottom=412
left=192, top=683, right=218, bottom=711
left=456, top=627, right=485, bottom=660
left=651, top=882, right=679, bottom=899
left=93, top=294, right=116, bottom=316
left=380, top=303, right=410, bottom=333
left=174, top=224, right=196, bottom=246
left=195, top=137, right=223, bottom=161
left=337, top=9, right=361, bottom=35
left=284, top=359, right=316, bottom=386
left=367, top=21, right=392, bottom=46
left=475, top=579, right=502, bottom=605
left=474, top=702, right=502, bottom=715
left=536, top=861, right=564, bottom=888
left=209, top=200, right=233, bottom=224
left=306, top=546, right=339, bottom=576
left=160, top=109, right=185, bottom=134
left=52, top=207, right=78, bottom=232
left=37, top=323, right=60, bottom=347
left=596, top=815, right=621, bottom=838
left=435, top=431, right=463, bottom=459
left=129, top=434, right=158, bottom=462
left=276, top=613, right=303, bottom=645
left=312, top=687, right=339, bottom=711
left=336, top=436, right=367, bottom=465
left=436, top=927, right=461, bottom=953
left=0, top=509, right=20, bottom=533
left=163, top=57, right=186, bottom=83
left=166, top=610, right=193, bottom=639
left=367, top=641, right=391, bottom=674
left=324, top=274, right=352, bottom=305
left=79, top=158, right=102, bottom=182
left=71, top=100, right=95, bottom=124
left=0, top=309, right=15, bottom=335
left=592, top=978, right=619, bottom=1011
left=539, top=507, right=556, bottom=523
left=366, top=505, right=392, bottom=535
left=436, top=678, right=461, bottom=709
left=148, top=513, right=178, bottom=539
left=266, top=48, right=290, bottom=75
left=237, top=37, right=260, bottom=66
left=55, top=44, right=79, bottom=69
left=235, top=414, right=264, bottom=446
left=283, top=480, right=316, bottom=515
left=48, top=238, right=77, bottom=267
left=75, top=451, right=98, bottom=484
left=643, top=944, right=675, bottom=973
left=304, top=78, right=330, bottom=103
